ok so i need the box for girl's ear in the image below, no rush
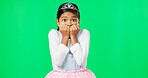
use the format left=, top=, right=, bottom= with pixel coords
left=56, top=18, right=59, bottom=27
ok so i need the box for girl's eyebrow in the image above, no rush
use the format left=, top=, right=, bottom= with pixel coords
left=61, top=16, right=67, bottom=18
left=71, top=16, right=77, bottom=18
left=61, top=16, right=77, bottom=18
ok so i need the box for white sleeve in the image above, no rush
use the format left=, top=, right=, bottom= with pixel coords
left=69, top=29, right=90, bottom=66
left=48, top=29, right=69, bottom=66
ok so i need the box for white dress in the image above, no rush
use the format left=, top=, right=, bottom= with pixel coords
left=45, top=28, right=96, bottom=78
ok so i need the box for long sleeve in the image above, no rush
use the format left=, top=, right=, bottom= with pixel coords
left=69, top=29, right=90, bottom=66
left=48, top=29, right=69, bottom=66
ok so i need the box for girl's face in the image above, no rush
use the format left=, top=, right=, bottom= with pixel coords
left=57, top=12, right=80, bottom=28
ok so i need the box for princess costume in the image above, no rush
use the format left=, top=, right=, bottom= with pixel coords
left=45, top=29, right=96, bottom=78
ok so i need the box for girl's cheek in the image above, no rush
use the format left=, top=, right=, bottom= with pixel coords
left=59, top=22, right=65, bottom=26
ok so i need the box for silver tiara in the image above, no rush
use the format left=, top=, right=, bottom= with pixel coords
left=58, top=2, right=79, bottom=12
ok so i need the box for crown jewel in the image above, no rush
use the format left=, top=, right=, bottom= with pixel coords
left=58, top=2, right=79, bottom=12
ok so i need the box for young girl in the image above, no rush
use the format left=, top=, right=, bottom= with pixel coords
left=45, top=2, right=96, bottom=78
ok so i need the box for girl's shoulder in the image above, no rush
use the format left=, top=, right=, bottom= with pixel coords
left=81, top=29, right=90, bottom=36
left=48, top=29, right=59, bottom=37
left=82, top=29, right=89, bottom=33
left=49, top=29, right=57, bottom=33
left=76, top=29, right=90, bottom=39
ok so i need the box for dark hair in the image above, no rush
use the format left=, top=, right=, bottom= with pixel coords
left=57, top=2, right=80, bottom=31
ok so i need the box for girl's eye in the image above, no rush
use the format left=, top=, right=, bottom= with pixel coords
left=62, top=19, right=66, bottom=21
left=72, top=19, right=76, bottom=21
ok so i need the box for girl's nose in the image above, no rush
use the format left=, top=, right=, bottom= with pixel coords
left=66, top=21, right=72, bottom=26
left=66, top=24, right=72, bottom=26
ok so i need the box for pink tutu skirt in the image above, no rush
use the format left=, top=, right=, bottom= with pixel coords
left=45, top=68, right=96, bottom=78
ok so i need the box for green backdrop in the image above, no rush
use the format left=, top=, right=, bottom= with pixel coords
left=0, top=0, right=148, bottom=78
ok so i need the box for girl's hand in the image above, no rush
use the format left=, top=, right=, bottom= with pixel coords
left=70, top=24, right=80, bottom=37
left=59, top=24, right=70, bottom=38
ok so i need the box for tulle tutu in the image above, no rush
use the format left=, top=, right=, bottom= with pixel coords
left=45, top=68, right=96, bottom=78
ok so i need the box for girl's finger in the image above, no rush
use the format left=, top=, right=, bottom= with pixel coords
left=71, top=25, right=74, bottom=31
left=70, top=25, right=72, bottom=30
left=76, top=24, right=80, bottom=30
left=76, top=24, right=80, bottom=29
left=77, top=23, right=80, bottom=28
left=78, top=25, right=80, bottom=29
left=73, top=25, right=77, bottom=30
left=75, top=24, right=80, bottom=31
left=78, top=25, right=80, bottom=28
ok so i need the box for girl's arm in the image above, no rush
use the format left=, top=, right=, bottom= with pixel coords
left=70, top=29, right=90, bottom=66
left=48, top=29, right=69, bottom=66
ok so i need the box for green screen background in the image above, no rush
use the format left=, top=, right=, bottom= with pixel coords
left=0, top=0, right=148, bottom=78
